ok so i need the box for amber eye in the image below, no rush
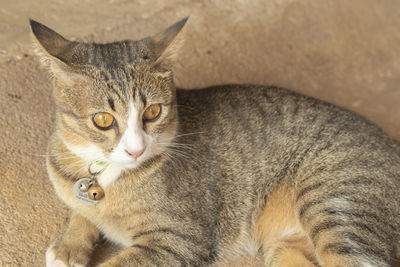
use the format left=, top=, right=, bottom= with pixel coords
left=92, top=112, right=115, bottom=130
left=143, top=104, right=162, bottom=122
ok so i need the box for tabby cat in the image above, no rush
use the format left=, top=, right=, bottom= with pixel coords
left=30, top=17, right=400, bottom=267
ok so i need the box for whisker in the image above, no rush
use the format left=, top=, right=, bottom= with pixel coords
left=161, top=146, right=194, bottom=163
left=44, top=151, right=109, bottom=178
left=157, top=142, right=197, bottom=151
left=173, top=131, right=205, bottom=138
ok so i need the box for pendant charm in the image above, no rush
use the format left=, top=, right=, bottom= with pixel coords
left=78, top=179, right=90, bottom=192
left=88, top=185, right=105, bottom=200
left=72, top=161, right=107, bottom=205
left=73, top=178, right=100, bottom=206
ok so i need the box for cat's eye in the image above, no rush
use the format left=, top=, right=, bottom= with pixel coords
left=92, top=112, right=115, bottom=130
left=143, top=104, right=162, bottom=122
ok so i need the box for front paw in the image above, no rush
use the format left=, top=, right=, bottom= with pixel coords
left=46, top=241, right=91, bottom=267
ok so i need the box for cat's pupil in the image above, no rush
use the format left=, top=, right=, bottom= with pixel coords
left=99, top=114, right=109, bottom=125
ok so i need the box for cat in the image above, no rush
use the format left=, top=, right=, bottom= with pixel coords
left=30, top=17, right=400, bottom=267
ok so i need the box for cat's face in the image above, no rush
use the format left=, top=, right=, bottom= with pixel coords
left=57, top=63, right=178, bottom=171
left=31, top=18, right=187, bottom=171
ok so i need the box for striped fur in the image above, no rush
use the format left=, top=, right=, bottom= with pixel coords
left=31, top=18, right=400, bottom=266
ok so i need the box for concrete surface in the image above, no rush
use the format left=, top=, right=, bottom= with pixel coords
left=1, top=0, right=400, bottom=266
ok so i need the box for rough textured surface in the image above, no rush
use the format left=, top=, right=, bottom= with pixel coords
left=1, top=0, right=399, bottom=266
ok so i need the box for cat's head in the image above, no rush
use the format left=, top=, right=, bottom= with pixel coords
left=30, top=18, right=188, bottom=171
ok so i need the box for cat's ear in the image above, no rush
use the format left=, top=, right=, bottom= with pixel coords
left=29, top=19, right=86, bottom=84
left=147, top=17, right=189, bottom=70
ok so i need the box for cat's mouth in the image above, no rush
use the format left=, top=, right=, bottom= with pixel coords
left=108, top=147, right=148, bottom=169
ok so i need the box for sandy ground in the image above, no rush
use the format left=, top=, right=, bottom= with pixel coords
left=1, top=0, right=400, bottom=266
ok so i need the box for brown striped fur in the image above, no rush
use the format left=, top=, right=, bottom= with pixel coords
left=31, top=18, right=400, bottom=266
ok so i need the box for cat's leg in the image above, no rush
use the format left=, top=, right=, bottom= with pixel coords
left=262, top=234, right=316, bottom=267
left=256, top=182, right=317, bottom=267
left=274, top=247, right=315, bottom=267
left=307, top=230, right=392, bottom=267
left=97, top=229, right=209, bottom=267
left=304, top=230, right=388, bottom=267
left=46, top=212, right=99, bottom=267
left=296, top=173, right=394, bottom=267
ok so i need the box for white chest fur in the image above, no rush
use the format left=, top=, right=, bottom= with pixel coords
left=96, top=163, right=124, bottom=188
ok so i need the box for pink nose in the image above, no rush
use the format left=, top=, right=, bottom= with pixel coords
left=125, top=148, right=145, bottom=159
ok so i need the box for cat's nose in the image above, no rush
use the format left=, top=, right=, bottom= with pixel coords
left=125, top=148, right=145, bottom=159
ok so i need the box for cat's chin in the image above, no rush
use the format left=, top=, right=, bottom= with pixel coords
left=110, top=159, right=141, bottom=169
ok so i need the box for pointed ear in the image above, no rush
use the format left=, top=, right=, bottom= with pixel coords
left=30, top=19, right=86, bottom=84
left=147, top=17, right=189, bottom=70
left=30, top=19, right=80, bottom=64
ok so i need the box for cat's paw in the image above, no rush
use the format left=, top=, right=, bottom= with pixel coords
left=46, top=242, right=89, bottom=267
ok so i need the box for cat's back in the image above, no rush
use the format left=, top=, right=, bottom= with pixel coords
left=177, top=84, right=400, bottom=161
left=176, top=84, right=400, bottom=209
